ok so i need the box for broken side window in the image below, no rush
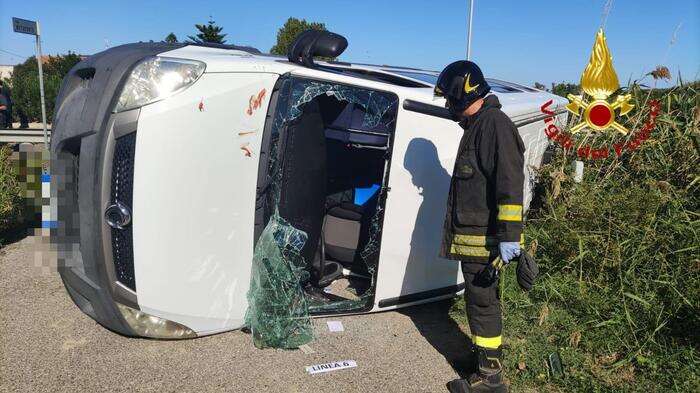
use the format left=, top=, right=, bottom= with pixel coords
left=246, top=75, right=397, bottom=347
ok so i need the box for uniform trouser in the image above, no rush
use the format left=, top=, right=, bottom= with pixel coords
left=461, top=259, right=502, bottom=349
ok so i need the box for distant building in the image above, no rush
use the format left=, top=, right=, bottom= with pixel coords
left=0, top=65, right=14, bottom=79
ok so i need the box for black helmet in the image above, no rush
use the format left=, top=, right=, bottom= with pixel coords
left=435, top=60, right=491, bottom=114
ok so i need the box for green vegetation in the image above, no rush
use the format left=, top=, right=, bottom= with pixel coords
left=450, top=82, right=700, bottom=391
left=9, top=52, right=81, bottom=123
left=187, top=18, right=227, bottom=44
left=164, top=32, right=178, bottom=43
left=551, top=82, right=581, bottom=98
left=0, top=146, right=22, bottom=246
left=270, top=17, right=327, bottom=56
left=531, top=82, right=580, bottom=96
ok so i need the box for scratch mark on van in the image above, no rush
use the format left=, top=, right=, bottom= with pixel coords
left=245, top=88, right=267, bottom=115
left=240, top=143, right=253, bottom=157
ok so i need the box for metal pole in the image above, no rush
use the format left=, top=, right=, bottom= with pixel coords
left=35, top=21, right=49, bottom=148
left=467, top=0, right=474, bottom=60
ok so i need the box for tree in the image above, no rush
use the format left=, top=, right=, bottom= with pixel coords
left=551, top=82, right=580, bottom=98
left=270, top=17, right=327, bottom=56
left=187, top=18, right=227, bottom=44
left=164, top=33, right=178, bottom=43
left=533, top=82, right=547, bottom=91
left=10, top=53, right=81, bottom=123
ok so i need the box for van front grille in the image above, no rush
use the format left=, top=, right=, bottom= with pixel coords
left=110, top=133, right=136, bottom=291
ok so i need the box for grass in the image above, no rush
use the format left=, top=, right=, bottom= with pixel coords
left=449, top=81, right=700, bottom=392
left=0, top=145, right=24, bottom=247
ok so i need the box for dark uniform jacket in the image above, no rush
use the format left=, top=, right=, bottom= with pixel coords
left=440, top=95, right=525, bottom=262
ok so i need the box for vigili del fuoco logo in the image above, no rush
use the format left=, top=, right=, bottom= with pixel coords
left=540, top=29, right=660, bottom=160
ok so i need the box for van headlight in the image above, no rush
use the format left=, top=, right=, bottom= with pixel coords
left=117, top=303, right=197, bottom=339
left=114, top=57, right=205, bottom=113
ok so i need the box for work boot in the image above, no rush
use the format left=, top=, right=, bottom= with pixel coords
left=447, top=347, right=507, bottom=393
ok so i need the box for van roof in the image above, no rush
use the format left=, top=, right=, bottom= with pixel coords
left=160, top=43, right=567, bottom=119
left=166, top=44, right=542, bottom=92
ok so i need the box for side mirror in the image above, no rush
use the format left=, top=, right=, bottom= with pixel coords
left=287, top=30, right=348, bottom=68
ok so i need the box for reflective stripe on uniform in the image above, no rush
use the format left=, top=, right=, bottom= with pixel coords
left=497, top=204, right=522, bottom=222
left=453, top=234, right=500, bottom=246
left=474, top=335, right=502, bottom=349
left=450, top=244, right=494, bottom=257
left=451, top=235, right=498, bottom=257
left=449, top=233, right=526, bottom=257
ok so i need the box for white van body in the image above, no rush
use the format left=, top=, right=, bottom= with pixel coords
left=51, top=43, right=567, bottom=338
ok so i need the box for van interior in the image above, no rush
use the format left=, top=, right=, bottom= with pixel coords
left=256, top=77, right=398, bottom=313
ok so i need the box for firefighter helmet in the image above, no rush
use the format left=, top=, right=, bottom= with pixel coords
left=435, top=60, right=491, bottom=114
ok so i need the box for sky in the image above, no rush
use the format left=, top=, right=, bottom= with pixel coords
left=1, top=0, right=698, bottom=87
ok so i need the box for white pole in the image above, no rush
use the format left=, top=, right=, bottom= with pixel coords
left=35, top=21, right=48, bottom=148
left=467, top=0, right=474, bottom=60
left=573, top=160, right=584, bottom=183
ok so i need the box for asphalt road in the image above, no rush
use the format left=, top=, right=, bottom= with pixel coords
left=0, top=236, right=473, bottom=393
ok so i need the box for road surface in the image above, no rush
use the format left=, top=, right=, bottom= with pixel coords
left=0, top=236, right=474, bottom=392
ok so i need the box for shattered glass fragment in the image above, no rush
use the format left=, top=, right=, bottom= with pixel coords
left=308, top=293, right=373, bottom=313
left=245, top=210, right=313, bottom=349
left=359, top=203, right=385, bottom=272
left=286, top=81, right=396, bottom=129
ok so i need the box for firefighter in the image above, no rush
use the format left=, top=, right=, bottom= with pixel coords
left=435, top=61, right=525, bottom=393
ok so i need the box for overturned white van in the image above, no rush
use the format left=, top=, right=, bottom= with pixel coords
left=51, top=33, right=567, bottom=339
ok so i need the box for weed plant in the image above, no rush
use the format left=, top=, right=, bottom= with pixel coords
left=451, top=82, right=699, bottom=392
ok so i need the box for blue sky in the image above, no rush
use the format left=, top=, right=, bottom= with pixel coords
left=1, top=0, right=698, bottom=87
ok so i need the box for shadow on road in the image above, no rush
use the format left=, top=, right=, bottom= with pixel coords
left=399, top=300, right=476, bottom=378
left=0, top=224, right=31, bottom=249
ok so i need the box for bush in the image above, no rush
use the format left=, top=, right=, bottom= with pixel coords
left=552, top=82, right=581, bottom=98
left=9, top=53, right=81, bottom=123
left=270, top=17, right=327, bottom=56
left=451, top=82, right=700, bottom=391
left=0, top=145, right=23, bottom=246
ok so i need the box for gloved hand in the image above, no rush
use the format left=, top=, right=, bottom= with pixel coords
left=516, top=250, right=539, bottom=291
left=499, top=242, right=521, bottom=264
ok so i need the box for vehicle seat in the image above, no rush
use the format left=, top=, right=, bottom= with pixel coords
left=323, top=190, right=380, bottom=274
left=276, top=99, right=335, bottom=285
left=324, top=202, right=364, bottom=263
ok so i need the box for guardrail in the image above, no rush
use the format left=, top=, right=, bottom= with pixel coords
left=0, top=129, right=51, bottom=144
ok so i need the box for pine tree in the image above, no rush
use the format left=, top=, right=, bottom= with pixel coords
left=187, top=18, right=227, bottom=44
left=270, top=18, right=326, bottom=55
left=164, top=33, right=178, bottom=43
